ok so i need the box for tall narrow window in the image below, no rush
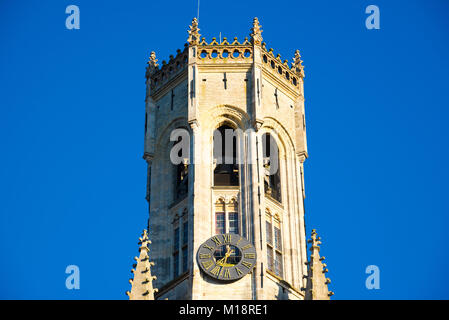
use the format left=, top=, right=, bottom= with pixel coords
left=183, top=220, right=188, bottom=245
left=182, top=211, right=188, bottom=273
left=173, top=225, right=179, bottom=278
left=266, top=219, right=274, bottom=272
left=266, top=212, right=283, bottom=278
left=215, top=212, right=225, bottom=234
left=174, top=134, right=188, bottom=201
left=262, top=134, right=282, bottom=203
left=182, top=217, right=188, bottom=272
left=267, top=246, right=273, bottom=272
left=274, top=226, right=282, bottom=251
left=215, top=199, right=226, bottom=234
left=213, top=125, right=239, bottom=186
left=174, top=227, right=179, bottom=252
left=173, top=252, right=179, bottom=278
left=228, top=212, right=239, bottom=234
left=266, top=221, right=273, bottom=245
left=144, top=112, right=148, bottom=135
left=273, top=217, right=283, bottom=278
left=182, top=247, right=188, bottom=273
left=227, top=198, right=239, bottom=235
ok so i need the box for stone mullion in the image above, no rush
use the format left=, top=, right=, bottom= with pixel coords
left=278, top=154, right=289, bottom=283
left=286, top=154, right=298, bottom=289
left=297, top=157, right=308, bottom=289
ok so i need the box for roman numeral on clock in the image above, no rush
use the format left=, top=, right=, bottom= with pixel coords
left=222, top=268, right=231, bottom=279
left=244, top=253, right=255, bottom=259
left=235, top=237, right=242, bottom=246
left=235, top=267, right=243, bottom=276
left=210, top=265, right=221, bottom=277
left=202, top=260, right=214, bottom=270
left=222, top=234, right=231, bottom=244
left=211, top=236, right=222, bottom=246
left=241, top=261, right=253, bottom=269
left=199, top=253, right=211, bottom=259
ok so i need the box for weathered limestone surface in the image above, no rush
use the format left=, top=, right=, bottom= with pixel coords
left=133, top=17, right=329, bottom=300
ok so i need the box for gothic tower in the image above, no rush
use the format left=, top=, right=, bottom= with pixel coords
left=138, top=17, right=320, bottom=300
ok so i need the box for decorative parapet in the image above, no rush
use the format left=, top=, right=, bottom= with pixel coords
left=197, top=37, right=253, bottom=63
left=259, top=44, right=302, bottom=91
left=146, top=17, right=305, bottom=95
left=146, top=45, right=189, bottom=93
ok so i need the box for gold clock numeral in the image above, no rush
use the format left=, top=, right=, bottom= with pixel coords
left=210, top=265, right=222, bottom=277
left=244, top=253, right=255, bottom=259
left=235, top=267, right=243, bottom=276
left=241, top=260, right=253, bottom=269
left=202, top=260, right=214, bottom=270
left=222, top=268, right=231, bottom=279
left=203, top=244, right=214, bottom=251
left=199, top=253, right=211, bottom=259
left=222, top=234, right=231, bottom=244
left=235, top=237, right=242, bottom=246
left=241, top=244, right=252, bottom=251
left=211, top=236, right=222, bottom=246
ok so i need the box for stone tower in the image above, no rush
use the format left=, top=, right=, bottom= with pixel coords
left=139, top=17, right=317, bottom=300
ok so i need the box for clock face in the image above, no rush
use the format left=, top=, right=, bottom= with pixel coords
left=197, top=233, right=256, bottom=281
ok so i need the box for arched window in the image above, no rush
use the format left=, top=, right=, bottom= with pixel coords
left=213, top=125, right=239, bottom=186
left=262, top=133, right=281, bottom=203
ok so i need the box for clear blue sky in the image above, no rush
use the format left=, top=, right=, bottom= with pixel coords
left=1, top=0, right=448, bottom=299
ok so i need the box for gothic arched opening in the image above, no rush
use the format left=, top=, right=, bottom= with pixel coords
left=213, top=125, right=239, bottom=186
left=262, top=133, right=281, bottom=203
left=173, top=134, right=188, bottom=201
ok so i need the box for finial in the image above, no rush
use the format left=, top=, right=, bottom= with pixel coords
left=128, top=228, right=157, bottom=300
left=305, top=228, right=333, bottom=300
left=293, top=49, right=305, bottom=78
left=250, top=17, right=263, bottom=45
left=146, top=51, right=159, bottom=78
left=187, top=17, right=201, bottom=45
left=138, top=229, right=151, bottom=251
left=309, top=228, right=322, bottom=251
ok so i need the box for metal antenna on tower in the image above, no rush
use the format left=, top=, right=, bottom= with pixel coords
left=197, top=0, right=200, bottom=23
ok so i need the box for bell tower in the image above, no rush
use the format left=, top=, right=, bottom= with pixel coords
left=132, top=17, right=329, bottom=300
